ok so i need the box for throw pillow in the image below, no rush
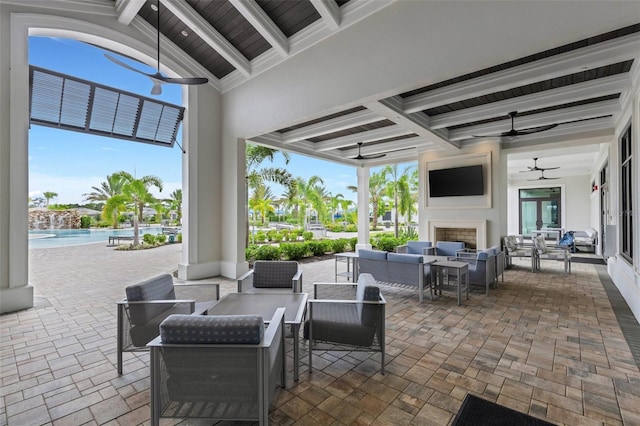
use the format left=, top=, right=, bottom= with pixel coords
left=533, top=235, right=547, bottom=254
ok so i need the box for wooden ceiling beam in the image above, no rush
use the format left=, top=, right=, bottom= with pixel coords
left=402, top=32, right=640, bottom=114
left=310, top=0, right=341, bottom=30
left=115, top=0, right=145, bottom=25
left=280, top=109, right=382, bottom=143
left=229, top=0, right=289, bottom=57
left=313, top=125, right=410, bottom=151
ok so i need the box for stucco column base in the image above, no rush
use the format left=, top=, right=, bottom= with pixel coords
left=177, top=261, right=220, bottom=281
left=0, top=285, right=34, bottom=314
left=355, top=243, right=372, bottom=251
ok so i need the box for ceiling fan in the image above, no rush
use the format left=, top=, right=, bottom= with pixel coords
left=351, top=142, right=386, bottom=160
left=105, top=2, right=208, bottom=95
left=519, top=157, right=560, bottom=173
left=473, top=111, right=559, bottom=139
left=527, top=170, right=560, bottom=181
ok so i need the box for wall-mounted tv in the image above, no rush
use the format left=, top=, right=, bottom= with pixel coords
left=428, top=165, right=484, bottom=197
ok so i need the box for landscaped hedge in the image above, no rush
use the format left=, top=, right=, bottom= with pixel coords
left=244, top=237, right=354, bottom=263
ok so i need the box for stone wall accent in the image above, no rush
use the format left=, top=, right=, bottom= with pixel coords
left=29, top=209, right=81, bottom=230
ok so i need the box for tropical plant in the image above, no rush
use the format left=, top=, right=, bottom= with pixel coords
left=280, top=242, right=309, bottom=260
left=294, top=176, right=325, bottom=227
left=383, top=164, right=416, bottom=237
left=83, top=174, right=126, bottom=228
left=114, top=171, right=163, bottom=246
left=249, top=182, right=275, bottom=225
left=167, top=189, right=182, bottom=224
left=348, top=169, right=388, bottom=230
left=42, top=191, right=58, bottom=206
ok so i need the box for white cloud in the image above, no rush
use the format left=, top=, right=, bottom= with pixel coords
left=29, top=172, right=104, bottom=204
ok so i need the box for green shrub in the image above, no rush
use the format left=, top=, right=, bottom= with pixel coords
left=80, top=216, right=91, bottom=229
left=177, top=233, right=182, bottom=243
left=302, top=231, right=313, bottom=241
left=255, top=244, right=281, bottom=260
left=279, top=242, right=309, bottom=260
left=266, top=229, right=279, bottom=241
left=370, top=233, right=401, bottom=252
left=245, top=244, right=260, bottom=262
left=348, top=237, right=358, bottom=251
left=280, top=229, right=290, bottom=241
left=308, top=240, right=329, bottom=256
left=156, top=234, right=167, bottom=243
left=96, top=221, right=111, bottom=228
left=254, top=231, right=267, bottom=243
left=143, top=233, right=157, bottom=245
left=345, top=224, right=357, bottom=232
left=330, top=238, right=348, bottom=254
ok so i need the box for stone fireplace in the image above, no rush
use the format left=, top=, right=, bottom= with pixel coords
left=428, top=219, right=487, bottom=250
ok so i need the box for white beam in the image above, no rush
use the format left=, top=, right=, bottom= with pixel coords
left=310, top=0, right=341, bottom=30
left=450, top=98, right=621, bottom=141
left=429, top=73, right=631, bottom=129
left=340, top=135, right=427, bottom=158
left=160, top=0, right=251, bottom=77
left=314, top=125, right=410, bottom=151
left=403, top=32, right=640, bottom=114
left=281, top=109, right=381, bottom=143
left=229, top=0, right=289, bottom=57
left=367, top=97, right=459, bottom=150
left=115, top=0, right=145, bottom=25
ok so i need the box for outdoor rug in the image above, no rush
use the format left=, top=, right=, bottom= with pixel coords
left=452, top=394, right=555, bottom=426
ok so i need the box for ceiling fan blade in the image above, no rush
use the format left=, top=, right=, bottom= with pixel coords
left=352, top=142, right=386, bottom=160
left=513, top=123, right=559, bottom=135
left=105, top=54, right=154, bottom=78
left=537, top=166, right=560, bottom=171
left=163, top=76, right=209, bottom=85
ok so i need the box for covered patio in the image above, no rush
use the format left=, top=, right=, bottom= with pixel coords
left=2, top=243, right=639, bottom=424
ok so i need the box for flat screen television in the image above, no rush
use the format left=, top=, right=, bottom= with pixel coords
left=428, top=165, right=484, bottom=197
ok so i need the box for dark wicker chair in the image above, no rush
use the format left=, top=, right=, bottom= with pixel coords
left=305, top=273, right=386, bottom=374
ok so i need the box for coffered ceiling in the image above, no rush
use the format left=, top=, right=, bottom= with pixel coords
left=113, top=1, right=639, bottom=177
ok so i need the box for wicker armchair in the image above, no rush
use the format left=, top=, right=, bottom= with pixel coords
left=238, top=260, right=302, bottom=293
left=148, top=308, right=286, bottom=426
left=305, top=273, right=386, bottom=374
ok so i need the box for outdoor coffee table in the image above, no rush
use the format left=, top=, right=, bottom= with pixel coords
left=430, top=260, right=469, bottom=306
left=206, top=292, right=308, bottom=381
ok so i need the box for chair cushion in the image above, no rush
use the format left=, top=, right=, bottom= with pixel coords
left=533, top=235, right=548, bottom=254
left=435, top=241, right=465, bottom=257
left=585, top=228, right=597, bottom=238
left=160, top=314, right=264, bottom=344
left=126, top=274, right=176, bottom=325
left=406, top=241, right=432, bottom=254
left=387, top=253, right=424, bottom=263
left=357, top=249, right=388, bottom=260
left=252, top=260, right=298, bottom=288
left=504, top=236, right=518, bottom=251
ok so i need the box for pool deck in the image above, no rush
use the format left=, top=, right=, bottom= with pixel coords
left=1, top=243, right=640, bottom=425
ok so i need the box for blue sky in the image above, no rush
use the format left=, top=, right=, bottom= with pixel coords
left=28, top=36, right=362, bottom=205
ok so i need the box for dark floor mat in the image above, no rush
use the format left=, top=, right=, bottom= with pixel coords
left=452, top=394, right=555, bottom=426
left=571, top=256, right=606, bottom=265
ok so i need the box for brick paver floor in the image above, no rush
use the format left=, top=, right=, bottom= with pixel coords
left=1, top=243, right=639, bottom=425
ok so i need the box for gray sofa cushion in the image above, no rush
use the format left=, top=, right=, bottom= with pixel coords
left=357, top=249, right=388, bottom=260
left=160, top=314, right=264, bottom=344
left=387, top=253, right=424, bottom=263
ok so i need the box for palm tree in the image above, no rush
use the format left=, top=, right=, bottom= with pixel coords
left=167, top=189, right=182, bottom=224
left=249, top=182, right=275, bottom=225
left=246, top=144, right=293, bottom=245
left=114, top=171, right=163, bottom=246
left=328, top=193, right=344, bottom=223
left=348, top=169, right=388, bottom=230
left=42, top=191, right=58, bottom=207
left=384, top=164, right=416, bottom=237
left=83, top=174, right=126, bottom=228
left=295, top=176, right=325, bottom=227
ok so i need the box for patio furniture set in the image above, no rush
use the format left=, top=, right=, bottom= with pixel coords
left=117, top=260, right=385, bottom=425
left=503, top=234, right=572, bottom=273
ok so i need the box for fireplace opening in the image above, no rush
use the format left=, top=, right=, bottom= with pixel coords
left=434, top=228, right=477, bottom=249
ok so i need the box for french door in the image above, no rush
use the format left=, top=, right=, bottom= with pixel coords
left=519, top=188, right=561, bottom=235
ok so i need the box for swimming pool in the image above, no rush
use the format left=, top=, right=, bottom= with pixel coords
left=28, top=227, right=165, bottom=249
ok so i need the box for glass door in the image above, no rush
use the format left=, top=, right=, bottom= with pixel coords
left=519, top=188, right=561, bottom=235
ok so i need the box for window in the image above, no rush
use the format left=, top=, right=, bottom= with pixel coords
left=620, top=124, right=633, bottom=263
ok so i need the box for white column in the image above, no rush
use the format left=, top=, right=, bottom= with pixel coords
left=1, top=12, right=33, bottom=313
left=356, top=166, right=371, bottom=251
left=178, top=84, right=223, bottom=280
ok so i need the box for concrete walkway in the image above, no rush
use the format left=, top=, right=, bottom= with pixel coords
left=1, top=243, right=639, bottom=425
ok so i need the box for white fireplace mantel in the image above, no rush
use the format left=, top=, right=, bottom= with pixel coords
left=428, top=219, right=487, bottom=249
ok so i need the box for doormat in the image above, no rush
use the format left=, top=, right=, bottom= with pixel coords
left=452, top=394, right=555, bottom=426
left=571, top=256, right=606, bottom=265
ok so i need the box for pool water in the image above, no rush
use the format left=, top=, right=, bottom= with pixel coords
left=29, top=227, right=165, bottom=249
